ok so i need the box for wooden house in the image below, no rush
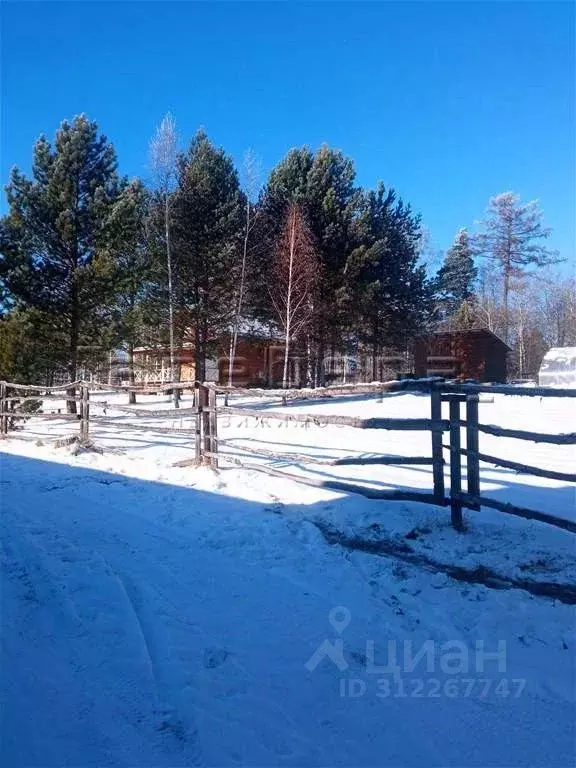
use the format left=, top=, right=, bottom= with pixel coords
left=132, top=333, right=288, bottom=387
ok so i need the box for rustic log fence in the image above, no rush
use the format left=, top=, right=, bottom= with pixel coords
left=0, top=378, right=574, bottom=534
left=204, top=380, right=576, bottom=534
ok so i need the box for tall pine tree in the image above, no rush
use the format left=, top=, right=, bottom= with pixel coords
left=0, top=115, right=128, bottom=409
left=104, top=179, right=153, bottom=401
left=170, top=130, right=243, bottom=380
left=342, top=183, right=431, bottom=378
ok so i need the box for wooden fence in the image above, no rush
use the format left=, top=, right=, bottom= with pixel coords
left=203, top=380, right=576, bottom=534
left=1, top=378, right=575, bottom=534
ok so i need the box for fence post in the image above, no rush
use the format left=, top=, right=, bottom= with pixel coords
left=466, top=395, right=480, bottom=509
left=430, top=386, right=445, bottom=504
left=448, top=396, right=464, bottom=531
left=78, top=385, right=84, bottom=441
left=0, top=382, right=6, bottom=436
left=79, top=385, right=86, bottom=442
left=196, top=384, right=210, bottom=465
left=208, top=387, right=218, bottom=469
left=84, top=385, right=90, bottom=441
left=194, top=385, right=202, bottom=464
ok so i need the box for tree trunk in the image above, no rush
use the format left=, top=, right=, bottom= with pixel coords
left=282, top=333, right=291, bottom=390
left=282, top=212, right=296, bottom=390
left=165, top=191, right=179, bottom=408
left=502, top=260, right=511, bottom=345
left=195, top=324, right=206, bottom=383
left=67, top=300, right=79, bottom=415
left=306, top=334, right=313, bottom=387
left=128, top=344, right=136, bottom=405
left=316, top=338, right=325, bottom=387
left=372, top=340, right=379, bottom=381
left=228, top=331, right=236, bottom=388
left=229, top=198, right=250, bottom=387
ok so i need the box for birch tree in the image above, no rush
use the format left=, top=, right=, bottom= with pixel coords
left=228, top=149, right=261, bottom=386
left=149, top=113, right=179, bottom=406
left=270, top=203, right=319, bottom=388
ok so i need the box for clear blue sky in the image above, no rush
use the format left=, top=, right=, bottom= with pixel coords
left=2, top=1, right=574, bottom=269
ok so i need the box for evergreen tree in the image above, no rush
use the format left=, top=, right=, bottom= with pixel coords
left=170, top=130, right=243, bottom=380
left=342, top=183, right=431, bottom=378
left=104, top=179, right=153, bottom=402
left=435, top=228, right=477, bottom=318
left=0, top=115, right=128, bottom=410
left=0, top=308, right=69, bottom=384
left=449, top=299, right=478, bottom=330
left=259, top=145, right=359, bottom=382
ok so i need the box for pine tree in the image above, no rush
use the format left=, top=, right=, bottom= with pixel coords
left=342, top=183, right=431, bottom=378
left=0, top=115, right=127, bottom=410
left=450, top=299, right=477, bottom=330
left=104, top=179, right=152, bottom=402
left=435, top=228, right=477, bottom=318
left=259, top=145, right=358, bottom=383
left=472, top=192, right=560, bottom=343
left=170, top=130, right=243, bottom=380
left=0, top=308, right=69, bottom=384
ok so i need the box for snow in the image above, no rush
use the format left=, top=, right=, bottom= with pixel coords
left=538, top=346, right=576, bottom=388
left=1, top=390, right=575, bottom=766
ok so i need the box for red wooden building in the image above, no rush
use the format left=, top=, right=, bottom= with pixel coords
left=132, top=335, right=287, bottom=387
left=413, top=329, right=510, bottom=382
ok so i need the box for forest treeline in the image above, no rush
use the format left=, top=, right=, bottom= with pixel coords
left=0, top=114, right=573, bottom=387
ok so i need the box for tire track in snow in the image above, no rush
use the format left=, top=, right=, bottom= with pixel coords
left=1, top=506, right=191, bottom=766
left=108, top=568, right=204, bottom=764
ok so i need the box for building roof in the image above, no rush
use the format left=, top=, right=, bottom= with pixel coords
left=426, top=328, right=512, bottom=351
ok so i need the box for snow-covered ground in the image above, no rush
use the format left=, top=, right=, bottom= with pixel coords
left=1, top=390, right=575, bottom=766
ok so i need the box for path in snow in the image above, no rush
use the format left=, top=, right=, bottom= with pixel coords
left=1, top=451, right=574, bottom=767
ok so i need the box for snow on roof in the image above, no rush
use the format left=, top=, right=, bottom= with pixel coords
left=538, top=347, right=576, bottom=388
left=231, top=317, right=281, bottom=339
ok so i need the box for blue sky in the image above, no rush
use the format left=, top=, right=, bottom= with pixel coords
left=1, top=1, right=574, bottom=268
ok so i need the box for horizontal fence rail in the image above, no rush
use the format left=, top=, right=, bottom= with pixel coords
left=472, top=422, right=576, bottom=445
left=213, top=378, right=441, bottom=402
left=218, top=441, right=436, bottom=468
left=441, top=382, right=576, bottom=398
left=454, top=493, right=576, bottom=534
left=217, top=405, right=447, bottom=431
left=445, top=444, right=576, bottom=484
left=0, top=377, right=574, bottom=535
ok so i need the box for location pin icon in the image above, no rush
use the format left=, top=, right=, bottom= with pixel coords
left=329, top=606, right=351, bottom=635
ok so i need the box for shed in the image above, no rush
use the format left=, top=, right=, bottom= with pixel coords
left=538, top=347, right=576, bottom=388
left=413, top=329, right=510, bottom=383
